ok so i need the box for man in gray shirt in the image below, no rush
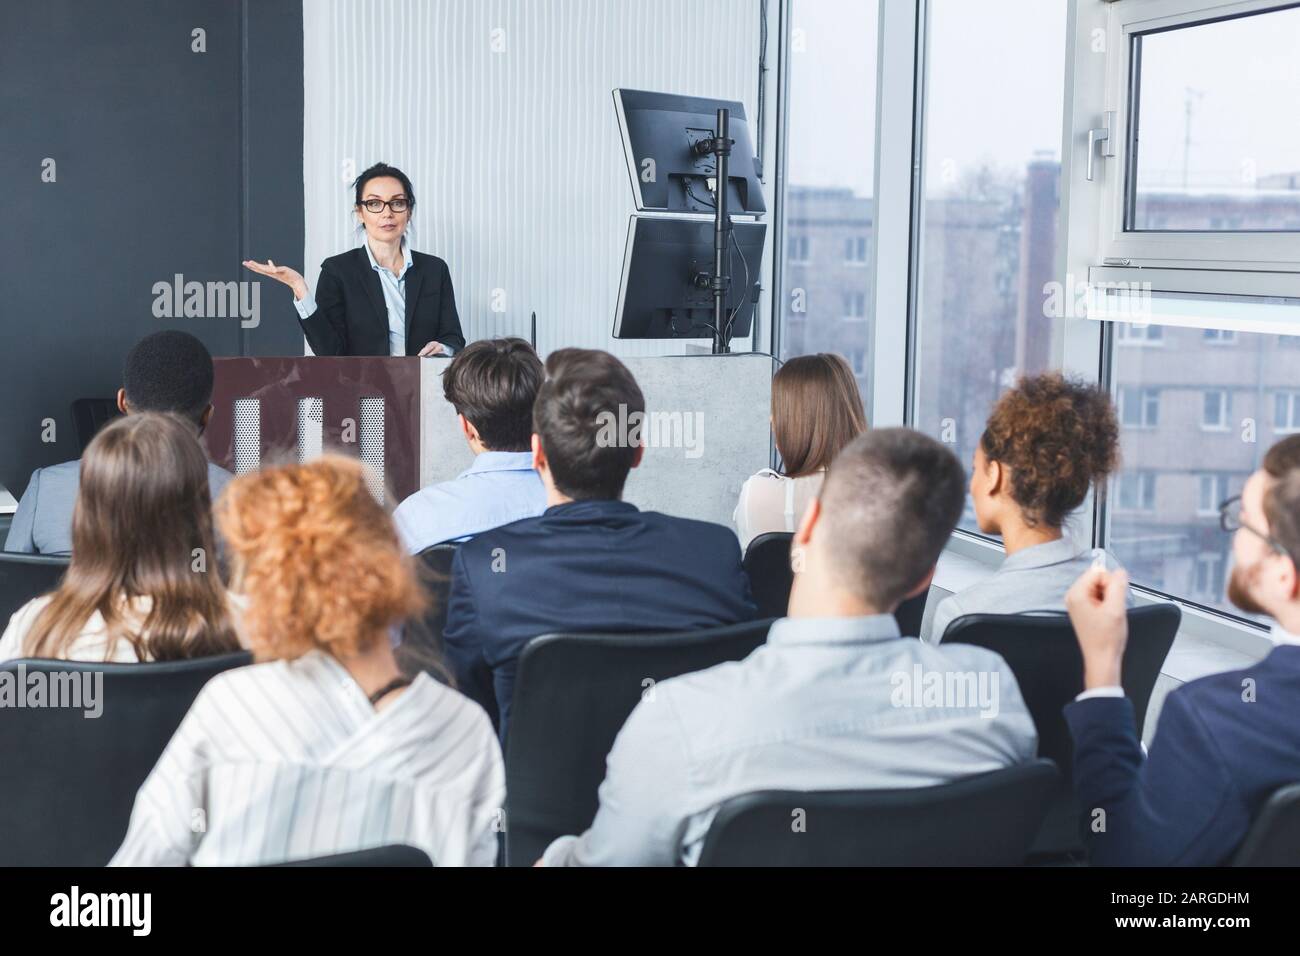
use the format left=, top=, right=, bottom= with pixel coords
left=5, top=330, right=232, bottom=555
left=540, top=428, right=1037, bottom=867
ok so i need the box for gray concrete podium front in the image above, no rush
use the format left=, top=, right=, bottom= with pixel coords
left=419, top=353, right=776, bottom=529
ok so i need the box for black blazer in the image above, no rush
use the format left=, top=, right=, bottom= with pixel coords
left=1065, top=644, right=1300, bottom=865
left=440, top=499, right=758, bottom=741
left=298, top=247, right=466, bottom=356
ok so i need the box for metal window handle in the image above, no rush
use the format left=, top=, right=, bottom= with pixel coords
left=1087, top=110, right=1116, bottom=182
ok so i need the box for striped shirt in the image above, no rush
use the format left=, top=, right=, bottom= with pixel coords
left=109, top=650, right=504, bottom=867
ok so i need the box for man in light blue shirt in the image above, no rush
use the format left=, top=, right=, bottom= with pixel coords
left=394, top=338, right=547, bottom=552
left=541, top=428, right=1037, bottom=866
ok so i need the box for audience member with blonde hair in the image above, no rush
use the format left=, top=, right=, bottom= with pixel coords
left=110, top=455, right=504, bottom=866
left=0, top=412, right=238, bottom=663
left=733, top=353, right=867, bottom=551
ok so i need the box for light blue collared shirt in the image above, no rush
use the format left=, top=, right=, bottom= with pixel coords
left=294, top=240, right=453, bottom=357
left=393, top=451, right=547, bottom=553
left=542, top=613, right=1037, bottom=867
left=922, top=534, right=1130, bottom=643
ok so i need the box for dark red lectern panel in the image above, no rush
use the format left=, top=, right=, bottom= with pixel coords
left=204, top=357, right=422, bottom=504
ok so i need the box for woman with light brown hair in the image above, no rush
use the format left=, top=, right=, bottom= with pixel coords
left=111, top=455, right=504, bottom=866
left=733, top=353, right=868, bottom=551
left=0, top=413, right=238, bottom=662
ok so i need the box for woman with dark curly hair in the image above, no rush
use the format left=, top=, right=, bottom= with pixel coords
left=921, top=372, right=1124, bottom=643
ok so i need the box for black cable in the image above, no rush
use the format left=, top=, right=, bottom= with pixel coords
left=684, top=176, right=716, bottom=210
left=723, top=227, right=752, bottom=343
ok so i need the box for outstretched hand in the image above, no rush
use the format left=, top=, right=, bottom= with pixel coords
left=243, top=259, right=307, bottom=300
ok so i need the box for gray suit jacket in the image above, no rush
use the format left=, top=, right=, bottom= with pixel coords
left=4, top=459, right=234, bottom=555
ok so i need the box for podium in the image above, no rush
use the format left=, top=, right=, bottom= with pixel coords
left=207, top=353, right=776, bottom=527
left=205, top=357, right=422, bottom=504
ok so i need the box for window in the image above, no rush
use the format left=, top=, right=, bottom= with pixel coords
left=1201, top=389, right=1230, bottom=429
left=911, top=0, right=1068, bottom=532
left=1198, top=473, right=1229, bottom=515
left=1117, top=321, right=1164, bottom=345
left=842, top=291, right=867, bottom=321
left=1115, top=471, right=1157, bottom=511
left=776, top=0, right=879, bottom=393
left=1106, top=326, right=1290, bottom=618
left=1118, top=386, right=1160, bottom=428
left=1203, top=328, right=1237, bottom=344
left=846, top=346, right=867, bottom=376
left=1072, top=0, right=1300, bottom=289
left=1127, top=5, right=1300, bottom=234
left=1194, top=552, right=1226, bottom=599
left=1277, top=390, right=1300, bottom=432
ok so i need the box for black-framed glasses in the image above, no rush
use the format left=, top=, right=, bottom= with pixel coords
left=360, top=198, right=409, bottom=214
left=1219, top=495, right=1293, bottom=560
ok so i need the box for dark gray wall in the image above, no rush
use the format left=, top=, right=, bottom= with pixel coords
left=0, top=0, right=304, bottom=495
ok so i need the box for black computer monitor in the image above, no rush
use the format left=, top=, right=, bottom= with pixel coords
left=614, top=88, right=766, bottom=216
left=613, top=215, right=766, bottom=341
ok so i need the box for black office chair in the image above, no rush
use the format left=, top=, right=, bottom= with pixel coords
left=71, top=397, right=122, bottom=452
left=0, top=651, right=252, bottom=866
left=940, top=604, right=1181, bottom=858
left=0, top=552, right=70, bottom=627
left=743, top=532, right=796, bottom=619
left=504, top=618, right=775, bottom=866
left=1232, top=783, right=1300, bottom=866
left=698, top=758, right=1060, bottom=866
left=412, top=543, right=459, bottom=638
left=742, top=531, right=928, bottom=636
left=272, top=844, right=433, bottom=867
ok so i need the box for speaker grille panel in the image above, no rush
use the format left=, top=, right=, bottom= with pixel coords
left=232, top=398, right=261, bottom=474
left=358, top=397, right=385, bottom=503
left=297, top=397, right=324, bottom=463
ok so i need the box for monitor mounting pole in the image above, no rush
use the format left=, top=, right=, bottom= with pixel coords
left=697, top=107, right=734, bottom=355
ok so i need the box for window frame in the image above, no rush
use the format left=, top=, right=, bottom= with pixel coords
left=768, top=0, right=1278, bottom=655
left=1090, top=0, right=1300, bottom=285
left=1200, top=388, right=1231, bottom=430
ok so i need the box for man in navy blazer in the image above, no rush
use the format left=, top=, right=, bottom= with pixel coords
left=441, top=348, right=757, bottom=741
left=1062, top=434, right=1300, bottom=865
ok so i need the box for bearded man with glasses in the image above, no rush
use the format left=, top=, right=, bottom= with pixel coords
left=1060, top=434, right=1300, bottom=866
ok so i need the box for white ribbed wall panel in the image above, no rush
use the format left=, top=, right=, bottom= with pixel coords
left=303, top=0, right=761, bottom=357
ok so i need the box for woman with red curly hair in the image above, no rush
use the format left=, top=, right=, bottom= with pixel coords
left=921, top=372, right=1124, bottom=643
left=110, top=456, right=504, bottom=866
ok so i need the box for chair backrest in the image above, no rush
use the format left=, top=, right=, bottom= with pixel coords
left=0, top=651, right=252, bottom=865
left=504, top=618, right=775, bottom=866
left=0, top=552, right=70, bottom=628
left=742, top=531, right=929, bottom=636
left=940, top=603, right=1180, bottom=856
left=697, top=759, right=1061, bottom=866
left=71, top=397, right=122, bottom=452
left=412, top=543, right=459, bottom=640
left=272, top=844, right=433, bottom=867
left=1232, top=782, right=1300, bottom=866
left=742, top=532, right=795, bottom=619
